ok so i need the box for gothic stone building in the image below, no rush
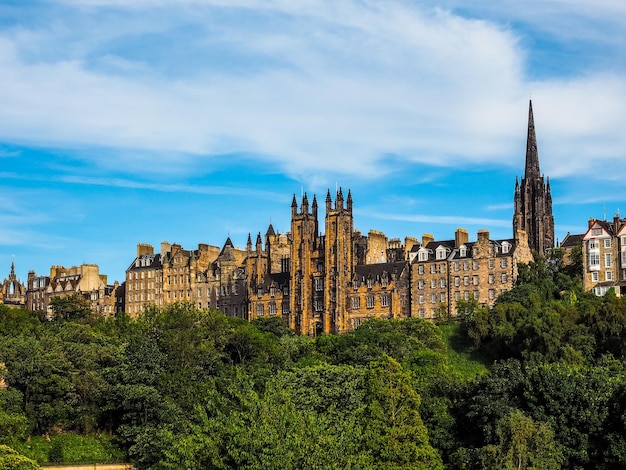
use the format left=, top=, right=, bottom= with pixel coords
left=1, top=261, right=26, bottom=308
left=125, top=188, right=532, bottom=334
left=513, top=100, right=555, bottom=256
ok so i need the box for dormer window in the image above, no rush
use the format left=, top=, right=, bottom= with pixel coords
left=436, top=247, right=447, bottom=260
left=502, top=241, right=511, bottom=254
left=459, top=245, right=467, bottom=257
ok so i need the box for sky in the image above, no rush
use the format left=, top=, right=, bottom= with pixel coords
left=1, top=0, right=625, bottom=284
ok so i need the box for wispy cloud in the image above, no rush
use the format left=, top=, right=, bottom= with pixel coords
left=0, top=1, right=622, bottom=185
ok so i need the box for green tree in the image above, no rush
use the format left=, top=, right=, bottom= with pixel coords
left=486, top=409, right=562, bottom=470
left=0, top=445, right=40, bottom=469
left=362, top=355, right=443, bottom=469
left=49, top=294, right=93, bottom=321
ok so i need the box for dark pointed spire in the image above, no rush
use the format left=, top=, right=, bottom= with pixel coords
left=525, top=100, right=541, bottom=179
left=302, top=192, right=309, bottom=213
left=266, top=223, right=275, bottom=237
left=326, top=188, right=332, bottom=211
left=346, top=189, right=353, bottom=211
left=291, top=194, right=298, bottom=217
left=256, top=232, right=263, bottom=246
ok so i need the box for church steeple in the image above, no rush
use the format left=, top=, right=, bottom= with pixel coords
left=525, top=100, right=540, bottom=179
left=513, top=100, right=555, bottom=255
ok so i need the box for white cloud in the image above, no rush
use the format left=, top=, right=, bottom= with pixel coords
left=0, top=1, right=624, bottom=184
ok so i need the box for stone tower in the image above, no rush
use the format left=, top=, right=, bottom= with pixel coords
left=513, top=100, right=555, bottom=255
left=289, top=193, right=320, bottom=335
left=323, top=188, right=354, bottom=334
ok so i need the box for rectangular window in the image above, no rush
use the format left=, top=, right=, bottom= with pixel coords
left=489, top=274, right=494, bottom=284
left=463, top=276, right=469, bottom=286
left=454, top=261, right=459, bottom=272
left=589, top=240, right=599, bottom=250
left=282, top=303, right=290, bottom=314
left=419, top=308, right=425, bottom=318
left=501, top=258, right=508, bottom=268
left=591, top=271, right=599, bottom=282
left=473, top=275, right=479, bottom=286
left=352, top=297, right=361, bottom=309
left=605, top=253, right=612, bottom=268
left=431, top=279, right=437, bottom=289
left=440, top=263, right=446, bottom=273
left=455, top=291, right=461, bottom=301
left=256, top=304, right=264, bottom=316
left=418, top=280, right=425, bottom=289
left=381, top=295, right=389, bottom=307
left=419, top=295, right=424, bottom=305
left=604, top=238, right=612, bottom=248
left=473, top=290, right=479, bottom=300
left=366, top=296, right=374, bottom=309
left=464, top=261, right=469, bottom=271
left=269, top=303, right=277, bottom=315
left=431, top=293, right=437, bottom=303
left=418, top=265, right=425, bottom=275
left=473, top=261, right=479, bottom=270
left=440, top=293, right=446, bottom=303
left=489, top=289, right=495, bottom=300
left=315, top=300, right=323, bottom=312
left=431, top=264, right=437, bottom=274
left=315, top=278, right=324, bottom=291
left=440, top=278, right=446, bottom=288
left=501, top=273, right=508, bottom=283
left=606, top=271, right=613, bottom=281
left=454, top=277, right=460, bottom=287
left=464, top=291, right=470, bottom=300
left=589, top=253, right=600, bottom=268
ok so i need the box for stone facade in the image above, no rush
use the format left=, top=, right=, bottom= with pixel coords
left=25, top=264, right=123, bottom=316
left=513, top=100, right=555, bottom=256
left=582, top=216, right=626, bottom=297
left=411, top=228, right=532, bottom=320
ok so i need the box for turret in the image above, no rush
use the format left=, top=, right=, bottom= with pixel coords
left=291, top=194, right=298, bottom=218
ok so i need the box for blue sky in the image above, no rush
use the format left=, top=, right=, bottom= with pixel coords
left=1, top=0, right=625, bottom=284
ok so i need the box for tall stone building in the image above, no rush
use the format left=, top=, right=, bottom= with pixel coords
left=513, top=100, right=555, bottom=255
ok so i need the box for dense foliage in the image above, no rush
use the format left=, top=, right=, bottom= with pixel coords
left=1, top=248, right=625, bottom=469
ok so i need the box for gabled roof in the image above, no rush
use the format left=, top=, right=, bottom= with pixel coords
left=583, top=219, right=613, bottom=240
left=560, top=233, right=583, bottom=248
left=218, top=237, right=237, bottom=261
